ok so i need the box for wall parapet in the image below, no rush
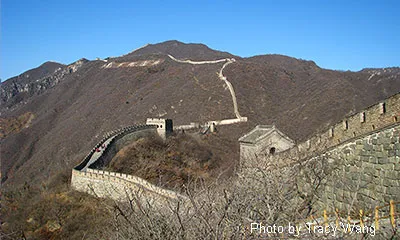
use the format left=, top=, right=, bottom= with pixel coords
left=71, top=123, right=188, bottom=202
left=239, top=93, right=400, bottom=213
left=242, top=123, right=400, bottom=213
left=74, top=124, right=155, bottom=171
left=72, top=169, right=186, bottom=200
left=264, top=92, right=400, bottom=168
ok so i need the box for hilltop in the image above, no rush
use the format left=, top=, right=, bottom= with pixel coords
left=119, top=40, right=235, bottom=61
left=1, top=40, right=400, bottom=186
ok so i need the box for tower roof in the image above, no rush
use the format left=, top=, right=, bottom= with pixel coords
left=238, top=125, right=294, bottom=145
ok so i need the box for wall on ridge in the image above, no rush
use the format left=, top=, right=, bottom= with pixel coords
left=88, top=128, right=157, bottom=170
left=241, top=92, right=400, bottom=170
left=71, top=169, right=185, bottom=204
left=240, top=92, right=400, bottom=212
left=242, top=124, right=400, bottom=212
left=71, top=124, right=188, bottom=203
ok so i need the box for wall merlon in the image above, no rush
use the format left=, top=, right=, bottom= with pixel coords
left=267, top=92, right=400, bottom=164
left=246, top=123, right=400, bottom=212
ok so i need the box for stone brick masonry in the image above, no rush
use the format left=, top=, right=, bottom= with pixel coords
left=313, top=124, right=399, bottom=211
left=71, top=124, right=188, bottom=203
left=241, top=92, right=400, bottom=212
left=72, top=92, right=400, bottom=212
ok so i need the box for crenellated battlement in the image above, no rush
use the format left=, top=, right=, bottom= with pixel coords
left=74, top=124, right=154, bottom=171
left=71, top=121, right=187, bottom=203
left=71, top=168, right=185, bottom=201
left=145, top=118, right=173, bottom=140
left=265, top=92, right=400, bottom=168
left=240, top=92, right=400, bottom=212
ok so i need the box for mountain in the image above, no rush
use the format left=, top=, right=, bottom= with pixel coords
left=0, top=59, right=88, bottom=109
left=7, top=61, right=65, bottom=84
left=1, top=40, right=399, bottom=186
left=119, top=40, right=235, bottom=61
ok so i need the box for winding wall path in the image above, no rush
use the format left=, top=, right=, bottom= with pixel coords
left=167, top=54, right=247, bottom=121
left=72, top=53, right=250, bottom=201
left=71, top=124, right=188, bottom=202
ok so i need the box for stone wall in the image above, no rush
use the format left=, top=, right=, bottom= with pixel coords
left=71, top=169, right=186, bottom=204
left=242, top=92, right=400, bottom=171
left=240, top=92, right=400, bottom=212
left=74, top=125, right=154, bottom=171
left=306, top=124, right=399, bottom=211
left=71, top=123, right=188, bottom=203
left=89, top=128, right=157, bottom=169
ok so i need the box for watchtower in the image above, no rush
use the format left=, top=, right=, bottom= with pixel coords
left=238, top=125, right=295, bottom=164
left=146, top=118, right=173, bottom=140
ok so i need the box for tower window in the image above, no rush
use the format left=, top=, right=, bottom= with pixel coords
left=360, top=112, right=365, bottom=123
left=269, top=147, right=276, bottom=155
left=380, top=102, right=386, bottom=114
left=343, top=120, right=348, bottom=130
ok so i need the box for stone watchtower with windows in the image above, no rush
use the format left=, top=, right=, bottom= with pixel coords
left=238, top=125, right=295, bottom=168
left=146, top=118, right=173, bottom=140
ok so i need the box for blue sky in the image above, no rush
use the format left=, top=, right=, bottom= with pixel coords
left=1, top=0, right=399, bottom=81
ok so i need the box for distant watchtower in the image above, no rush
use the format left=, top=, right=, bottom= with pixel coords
left=146, top=118, right=173, bottom=140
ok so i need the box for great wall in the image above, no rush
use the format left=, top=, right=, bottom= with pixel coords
left=71, top=54, right=251, bottom=204
left=71, top=121, right=188, bottom=205
left=167, top=54, right=247, bottom=122
left=240, top=92, right=400, bottom=168
left=167, top=54, right=248, bottom=132
left=71, top=54, right=399, bottom=223
left=240, top=92, right=400, bottom=212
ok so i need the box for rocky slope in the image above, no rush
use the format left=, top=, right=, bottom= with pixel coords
left=0, top=59, right=88, bottom=109
left=1, top=40, right=399, bottom=186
